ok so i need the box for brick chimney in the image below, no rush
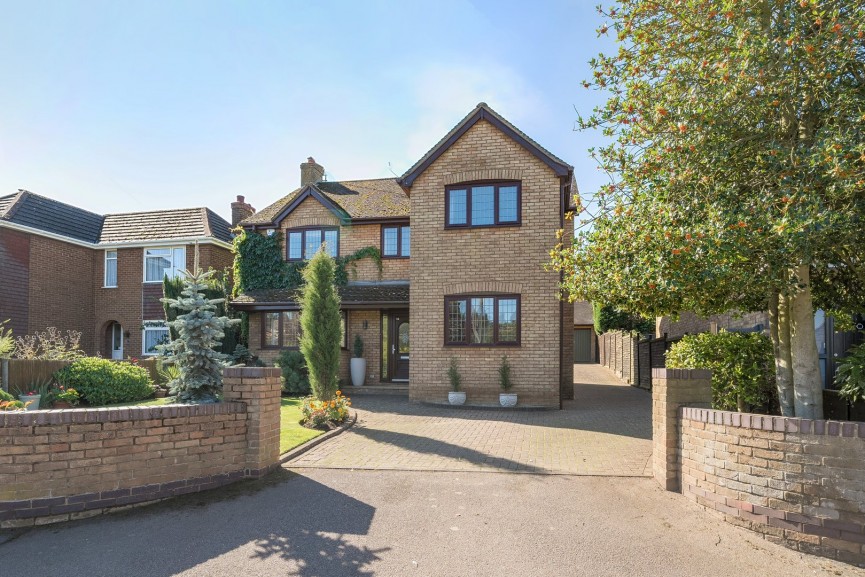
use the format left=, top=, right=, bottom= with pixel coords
left=300, top=157, right=325, bottom=187
left=231, top=195, right=256, bottom=226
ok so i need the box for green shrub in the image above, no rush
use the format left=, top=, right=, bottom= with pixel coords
left=592, top=303, right=653, bottom=335
left=499, top=355, right=513, bottom=391
left=55, top=358, right=153, bottom=406
left=666, top=331, right=776, bottom=413
left=836, top=343, right=865, bottom=404
left=299, top=248, right=342, bottom=401
left=447, top=357, right=462, bottom=392
left=276, top=350, right=311, bottom=395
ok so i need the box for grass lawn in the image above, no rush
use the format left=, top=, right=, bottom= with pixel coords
left=93, top=395, right=323, bottom=454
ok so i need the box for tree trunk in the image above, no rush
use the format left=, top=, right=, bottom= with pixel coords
left=768, top=291, right=795, bottom=416
left=789, top=265, right=823, bottom=419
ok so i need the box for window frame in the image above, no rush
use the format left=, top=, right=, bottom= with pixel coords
left=445, top=181, right=522, bottom=229
left=142, top=321, right=169, bottom=356
left=285, top=227, right=340, bottom=262
left=443, top=294, right=521, bottom=347
left=104, top=250, right=118, bottom=288
left=143, top=246, right=186, bottom=284
left=261, top=310, right=347, bottom=349
left=381, top=224, right=410, bottom=258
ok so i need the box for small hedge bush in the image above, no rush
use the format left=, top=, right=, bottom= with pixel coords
left=666, top=331, right=777, bottom=413
left=0, top=389, right=26, bottom=411
left=55, top=358, right=154, bottom=406
left=275, top=350, right=311, bottom=395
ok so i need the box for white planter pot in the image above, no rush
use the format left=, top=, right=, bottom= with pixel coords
left=499, top=393, right=517, bottom=408
left=350, top=358, right=367, bottom=387
left=448, top=391, right=466, bottom=405
left=20, top=394, right=41, bottom=411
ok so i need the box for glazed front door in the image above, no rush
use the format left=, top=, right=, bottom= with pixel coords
left=111, top=323, right=123, bottom=360
left=390, top=311, right=410, bottom=381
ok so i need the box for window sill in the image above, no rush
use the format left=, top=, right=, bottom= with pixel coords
left=444, top=343, right=521, bottom=348
left=444, top=222, right=521, bottom=230
left=102, top=286, right=118, bottom=289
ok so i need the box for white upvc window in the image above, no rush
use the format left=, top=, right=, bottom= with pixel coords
left=142, top=321, right=169, bottom=356
left=144, top=247, right=186, bottom=283
left=104, top=250, right=118, bottom=288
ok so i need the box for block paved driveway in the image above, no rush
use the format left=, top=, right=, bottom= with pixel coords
left=288, top=364, right=653, bottom=476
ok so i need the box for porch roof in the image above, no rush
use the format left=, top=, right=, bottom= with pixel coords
left=231, top=281, right=409, bottom=311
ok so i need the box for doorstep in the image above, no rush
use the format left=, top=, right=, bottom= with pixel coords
left=344, top=384, right=409, bottom=396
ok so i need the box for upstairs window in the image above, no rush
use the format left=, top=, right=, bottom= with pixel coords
left=287, top=228, right=339, bottom=261
left=382, top=225, right=410, bottom=258
left=104, top=250, right=118, bottom=288
left=144, top=247, right=185, bottom=283
left=444, top=294, right=521, bottom=346
left=445, top=182, right=521, bottom=228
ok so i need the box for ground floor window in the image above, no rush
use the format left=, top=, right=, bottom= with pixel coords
left=444, top=295, right=520, bottom=346
left=142, top=321, right=169, bottom=355
left=262, top=311, right=346, bottom=349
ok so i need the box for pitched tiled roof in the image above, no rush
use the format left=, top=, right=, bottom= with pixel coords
left=232, top=282, right=409, bottom=308
left=0, top=190, right=232, bottom=245
left=0, top=190, right=105, bottom=243
left=100, top=207, right=232, bottom=244
left=241, top=178, right=410, bottom=226
left=399, top=102, right=573, bottom=187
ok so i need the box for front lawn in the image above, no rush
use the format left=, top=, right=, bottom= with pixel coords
left=90, top=395, right=323, bottom=455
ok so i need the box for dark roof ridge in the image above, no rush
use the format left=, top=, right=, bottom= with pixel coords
left=6, top=189, right=104, bottom=222
left=0, top=190, right=27, bottom=220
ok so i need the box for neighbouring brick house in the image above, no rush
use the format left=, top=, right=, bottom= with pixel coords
left=0, top=190, right=234, bottom=358
left=232, top=103, right=576, bottom=408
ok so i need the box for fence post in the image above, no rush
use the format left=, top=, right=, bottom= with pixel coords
left=1, top=359, right=7, bottom=392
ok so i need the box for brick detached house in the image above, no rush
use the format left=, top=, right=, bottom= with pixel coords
left=233, top=103, right=576, bottom=408
left=0, top=190, right=234, bottom=358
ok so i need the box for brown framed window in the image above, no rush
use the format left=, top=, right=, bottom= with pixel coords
left=262, top=310, right=346, bottom=349
left=381, top=225, right=410, bottom=258
left=444, top=295, right=520, bottom=346
left=445, top=182, right=521, bottom=228
left=286, top=227, right=339, bottom=261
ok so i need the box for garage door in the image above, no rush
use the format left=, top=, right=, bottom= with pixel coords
left=574, top=328, right=593, bottom=363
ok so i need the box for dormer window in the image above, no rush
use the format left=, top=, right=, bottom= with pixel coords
left=287, top=227, right=339, bottom=261
left=445, top=182, right=521, bottom=228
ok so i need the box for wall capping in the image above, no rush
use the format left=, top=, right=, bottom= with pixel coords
left=681, top=406, right=865, bottom=438
left=0, top=402, right=246, bottom=427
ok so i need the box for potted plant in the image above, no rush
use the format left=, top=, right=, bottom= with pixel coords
left=499, top=355, right=517, bottom=407
left=350, top=334, right=366, bottom=387
left=50, top=384, right=80, bottom=409
left=19, top=379, right=50, bottom=411
left=447, top=357, right=465, bottom=405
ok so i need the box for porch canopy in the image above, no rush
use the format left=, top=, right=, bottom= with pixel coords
left=231, top=281, right=409, bottom=311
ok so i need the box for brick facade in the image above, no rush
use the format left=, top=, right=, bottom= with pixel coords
left=0, top=231, right=232, bottom=359
left=0, top=366, right=281, bottom=528
left=409, top=119, right=570, bottom=408
left=658, top=310, right=768, bottom=339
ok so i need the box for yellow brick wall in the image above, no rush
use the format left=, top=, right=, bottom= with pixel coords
left=408, top=119, right=567, bottom=408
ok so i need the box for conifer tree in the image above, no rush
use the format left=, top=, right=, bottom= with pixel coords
left=299, top=247, right=342, bottom=401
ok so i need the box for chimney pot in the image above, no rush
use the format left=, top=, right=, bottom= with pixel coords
left=236, top=195, right=245, bottom=203
left=300, top=157, right=325, bottom=187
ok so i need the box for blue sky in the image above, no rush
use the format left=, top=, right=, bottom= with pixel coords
left=0, top=1, right=614, bottom=222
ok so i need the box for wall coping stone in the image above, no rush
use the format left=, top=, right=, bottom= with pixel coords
left=224, top=366, right=281, bottom=379
left=0, top=402, right=246, bottom=427
left=681, top=406, right=865, bottom=438
left=652, top=368, right=712, bottom=380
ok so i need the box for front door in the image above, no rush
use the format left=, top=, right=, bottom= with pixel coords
left=111, top=323, right=123, bottom=360
left=389, top=311, right=410, bottom=381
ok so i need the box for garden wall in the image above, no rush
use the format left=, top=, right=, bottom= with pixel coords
left=680, top=408, right=865, bottom=564
left=0, top=366, right=281, bottom=528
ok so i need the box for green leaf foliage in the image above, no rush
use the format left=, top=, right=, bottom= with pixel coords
left=163, top=269, right=240, bottom=353
left=0, top=319, right=14, bottom=358
left=592, top=302, right=653, bottom=335
left=275, top=349, right=310, bottom=395
left=159, top=268, right=240, bottom=403
left=498, top=355, right=513, bottom=391
left=55, top=358, right=153, bottom=406
left=550, top=1, right=865, bottom=324
left=666, top=331, right=777, bottom=413
left=447, top=357, right=461, bottom=392
left=836, top=343, right=865, bottom=404
left=299, top=248, right=342, bottom=401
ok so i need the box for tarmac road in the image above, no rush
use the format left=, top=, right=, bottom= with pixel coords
left=0, top=467, right=860, bottom=577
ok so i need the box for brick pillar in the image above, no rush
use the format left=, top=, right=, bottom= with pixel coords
left=652, top=368, right=711, bottom=491
left=223, top=367, right=282, bottom=478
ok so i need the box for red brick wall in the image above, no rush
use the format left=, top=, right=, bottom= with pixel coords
left=681, top=408, right=865, bottom=565
left=0, top=367, right=281, bottom=528
left=0, top=228, right=30, bottom=338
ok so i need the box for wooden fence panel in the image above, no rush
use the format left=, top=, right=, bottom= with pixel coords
left=2, top=358, right=159, bottom=393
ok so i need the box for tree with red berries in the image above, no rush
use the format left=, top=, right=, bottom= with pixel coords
left=551, top=0, right=865, bottom=418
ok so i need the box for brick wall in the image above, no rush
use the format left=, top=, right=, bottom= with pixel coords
left=409, top=119, right=567, bottom=408
left=28, top=236, right=96, bottom=353
left=0, top=366, right=280, bottom=527
left=681, top=408, right=865, bottom=565
left=658, top=310, right=768, bottom=339
left=0, top=228, right=30, bottom=338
